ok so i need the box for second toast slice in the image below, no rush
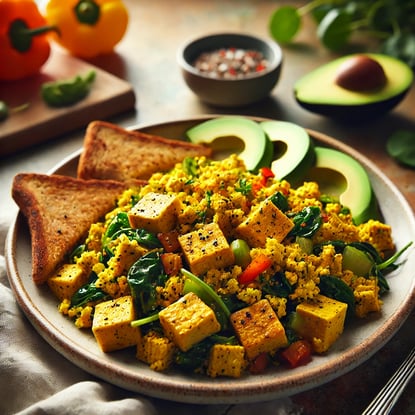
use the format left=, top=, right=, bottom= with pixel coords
left=77, top=121, right=213, bottom=181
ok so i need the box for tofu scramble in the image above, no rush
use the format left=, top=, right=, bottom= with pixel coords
left=49, top=154, right=402, bottom=377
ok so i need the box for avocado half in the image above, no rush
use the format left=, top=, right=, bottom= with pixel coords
left=294, top=53, right=413, bottom=120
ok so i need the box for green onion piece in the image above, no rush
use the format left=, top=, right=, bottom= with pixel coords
left=131, top=312, right=160, bottom=328
left=181, top=268, right=231, bottom=327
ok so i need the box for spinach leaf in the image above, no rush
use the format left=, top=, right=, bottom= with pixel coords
left=319, top=275, right=355, bottom=319
left=127, top=251, right=167, bottom=315
left=270, top=191, right=289, bottom=212
left=289, top=206, right=322, bottom=238
left=260, top=271, right=293, bottom=298
left=70, top=272, right=108, bottom=307
left=103, top=212, right=130, bottom=247
left=313, top=240, right=346, bottom=255
left=130, top=228, right=163, bottom=249
left=175, top=334, right=237, bottom=372
left=103, top=212, right=162, bottom=250
left=69, top=244, right=86, bottom=262
left=175, top=337, right=212, bottom=371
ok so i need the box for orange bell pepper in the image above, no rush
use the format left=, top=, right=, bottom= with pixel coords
left=45, top=0, right=129, bottom=58
left=238, top=253, right=273, bottom=285
left=0, top=0, right=54, bottom=81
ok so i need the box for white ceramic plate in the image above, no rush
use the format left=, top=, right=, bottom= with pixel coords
left=5, top=117, right=415, bottom=404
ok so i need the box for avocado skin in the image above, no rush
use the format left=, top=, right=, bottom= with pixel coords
left=295, top=88, right=410, bottom=121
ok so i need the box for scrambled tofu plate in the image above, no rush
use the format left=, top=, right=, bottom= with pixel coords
left=50, top=153, right=409, bottom=378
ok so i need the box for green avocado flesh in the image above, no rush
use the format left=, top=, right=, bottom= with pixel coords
left=260, top=120, right=315, bottom=185
left=186, top=117, right=268, bottom=171
left=294, top=53, right=413, bottom=119
left=304, top=147, right=377, bottom=225
left=186, top=117, right=377, bottom=225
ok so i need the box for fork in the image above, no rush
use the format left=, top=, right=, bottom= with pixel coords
left=361, top=346, right=415, bottom=415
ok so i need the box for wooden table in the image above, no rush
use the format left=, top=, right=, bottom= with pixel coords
left=1, top=1, right=414, bottom=413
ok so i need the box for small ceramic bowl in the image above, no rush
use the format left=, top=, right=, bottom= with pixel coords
left=177, top=33, right=283, bottom=107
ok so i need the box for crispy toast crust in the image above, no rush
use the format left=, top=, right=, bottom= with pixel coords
left=12, top=173, right=143, bottom=285
left=77, top=120, right=212, bottom=181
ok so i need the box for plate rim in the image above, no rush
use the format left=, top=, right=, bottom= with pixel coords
left=5, top=115, right=415, bottom=404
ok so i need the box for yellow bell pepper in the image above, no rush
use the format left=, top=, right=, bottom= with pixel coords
left=45, top=0, right=128, bottom=58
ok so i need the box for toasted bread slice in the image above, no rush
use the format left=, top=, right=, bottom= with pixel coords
left=12, top=173, right=143, bottom=285
left=77, top=120, right=212, bottom=181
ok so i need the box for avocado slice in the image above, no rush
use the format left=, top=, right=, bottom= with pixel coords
left=305, top=147, right=378, bottom=225
left=260, top=120, right=315, bottom=185
left=186, top=117, right=269, bottom=171
left=294, top=53, right=413, bottom=120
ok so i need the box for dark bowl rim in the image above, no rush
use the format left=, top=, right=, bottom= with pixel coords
left=177, top=32, right=283, bottom=81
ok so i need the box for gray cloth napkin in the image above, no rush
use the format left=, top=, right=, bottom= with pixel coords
left=0, top=222, right=299, bottom=415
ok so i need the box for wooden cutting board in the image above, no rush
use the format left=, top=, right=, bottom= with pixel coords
left=0, top=48, right=135, bottom=157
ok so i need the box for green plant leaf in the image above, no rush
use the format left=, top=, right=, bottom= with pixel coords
left=269, top=6, right=301, bottom=43
left=386, top=130, right=415, bottom=168
left=317, top=8, right=353, bottom=50
left=381, top=34, right=415, bottom=69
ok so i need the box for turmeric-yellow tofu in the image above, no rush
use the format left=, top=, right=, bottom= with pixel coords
left=230, top=299, right=288, bottom=360
left=92, top=295, right=141, bottom=352
left=159, top=292, right=221, bottom=352
left=136, top=330, right=176, bottom=371
left=178, top=222, right=234, bottom=276
left=48, top=263, right=89, bottom=301
left=207, top=344, right=246, bottom=378
left=236, top=199, right=294, bottom=247
left=294, top=294, right=347, bottom=353
left=128, top=192, right=180, bottom=233
left=354, top=279, right=381, bottom=318
left=106, top=235, right=146, bottom=277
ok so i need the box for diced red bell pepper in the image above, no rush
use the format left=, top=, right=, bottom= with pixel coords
left=253, top=167, right=275, bottom=194
left=280, top=340, right=312, bottom=368
left=238, top=253, right=272, bottom=285
left=157, top=230, right=181, bottom=252
left=249, top=352, right=270, bottom=374
left=259, top=167, right=275, bottom=184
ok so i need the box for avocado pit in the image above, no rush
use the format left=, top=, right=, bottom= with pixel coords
left=335, top=55, right=387, bottom=92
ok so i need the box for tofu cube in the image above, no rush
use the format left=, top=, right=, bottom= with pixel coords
left=354, top=280, right=381, bottom=318
left=294, top=294, right=347, bottom=353
left=47, top=263, right=89, bottom=301
left=128, top=192, right=180, bottom=233
left=159, top=292, right=221, bottom=352
left=230, top=299, right=288, bottom=360
left=207, top=344, right=246, bottom=378
left=236, top=199, right=294, bottom=247
left=178, top=222, right=234, bottom=276
left=92, top=295, right=141, bottom=352
left=136, top=330, right=176, bottom=371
